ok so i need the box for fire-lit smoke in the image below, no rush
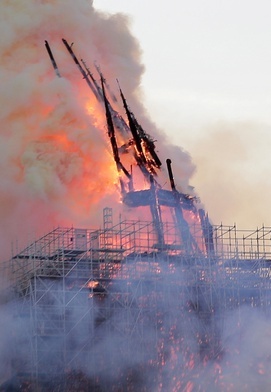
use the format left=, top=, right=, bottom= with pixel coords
left=2, top=3, right=271, bottom=391
left=0, top=0, right=195, bottom=260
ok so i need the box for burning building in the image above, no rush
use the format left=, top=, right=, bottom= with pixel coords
left=2, top=38, right=271, bottom=391
left=1, top=2, right=271, bottom=391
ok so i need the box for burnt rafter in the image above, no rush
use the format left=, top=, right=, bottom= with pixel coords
left=166, top=159, right=197, bottom=212
left=94, top=63, right=118, bottom=103
left=117, top=81, right=162, bottom=175
left=80, top=58, right=103, bottom=102
left=62, top=38, right=100, bottom=101
left=44, top=39, right=214, bottom=256
left=44, top=40, right=61, bottom=78
left=100, top=78, right=132, bottom=193
left=61, top=39, right=130, bottom=136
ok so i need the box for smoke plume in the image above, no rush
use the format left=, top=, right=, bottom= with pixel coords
left=184, top=121, right=271, bottom=228
left=0, top=0, right=195, bottom=261
left=2, top=2, right=271, bottom=392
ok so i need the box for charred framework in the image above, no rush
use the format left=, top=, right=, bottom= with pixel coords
left=45, top=38, right=213, bottom=256
left=1, top=40, right=271, bottom=391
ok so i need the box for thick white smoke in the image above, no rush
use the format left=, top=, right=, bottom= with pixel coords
left=0, top=0, right=195, bottom=261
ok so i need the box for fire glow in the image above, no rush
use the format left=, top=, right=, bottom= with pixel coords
left=2, top=2, right=271, bottom=392
left=0, top=0, right=203, bottom=265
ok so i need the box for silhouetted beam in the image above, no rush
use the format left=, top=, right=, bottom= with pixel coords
left=118, top=81, right=162, bottom=172
left=45, top=40, right=61, bottom=78
left=118, top=84, right=146, bottom=162
left=62, top=39, right=100, bottom=101
left=81, top=59, right=103, bottom=102
left=166, top=158, right=176, bottom=191
left=94, top=63, right=117, bottom=102
left=101, top=78, right=131, bottom=182
left=141, top=133, right=162, bottom=168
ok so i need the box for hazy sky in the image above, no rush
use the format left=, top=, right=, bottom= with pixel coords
left=94, top=0, right=271, bottom=228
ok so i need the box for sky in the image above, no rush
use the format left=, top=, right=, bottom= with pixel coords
left=94, top=0, right=271, bottom=228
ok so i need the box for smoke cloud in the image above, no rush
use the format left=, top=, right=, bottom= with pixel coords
left=0, top=0, right=195, bottom=261
left=3, top=2, right=270, bottom=392
left=183, top=121, right=271, bottom=228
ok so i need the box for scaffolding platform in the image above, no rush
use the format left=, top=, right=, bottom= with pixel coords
left=5, top=208, right=271, bottom=388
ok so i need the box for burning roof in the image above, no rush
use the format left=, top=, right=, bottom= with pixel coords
left=43, top=38, right=213, bottom=256
left=0, top=1, right=197, bottom=261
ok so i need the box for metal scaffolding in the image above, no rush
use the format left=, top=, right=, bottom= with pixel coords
left=8, top=209, right=271, bottom=387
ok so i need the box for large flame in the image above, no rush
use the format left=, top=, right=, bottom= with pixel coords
left=0, top=0, right=195, bottom=260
